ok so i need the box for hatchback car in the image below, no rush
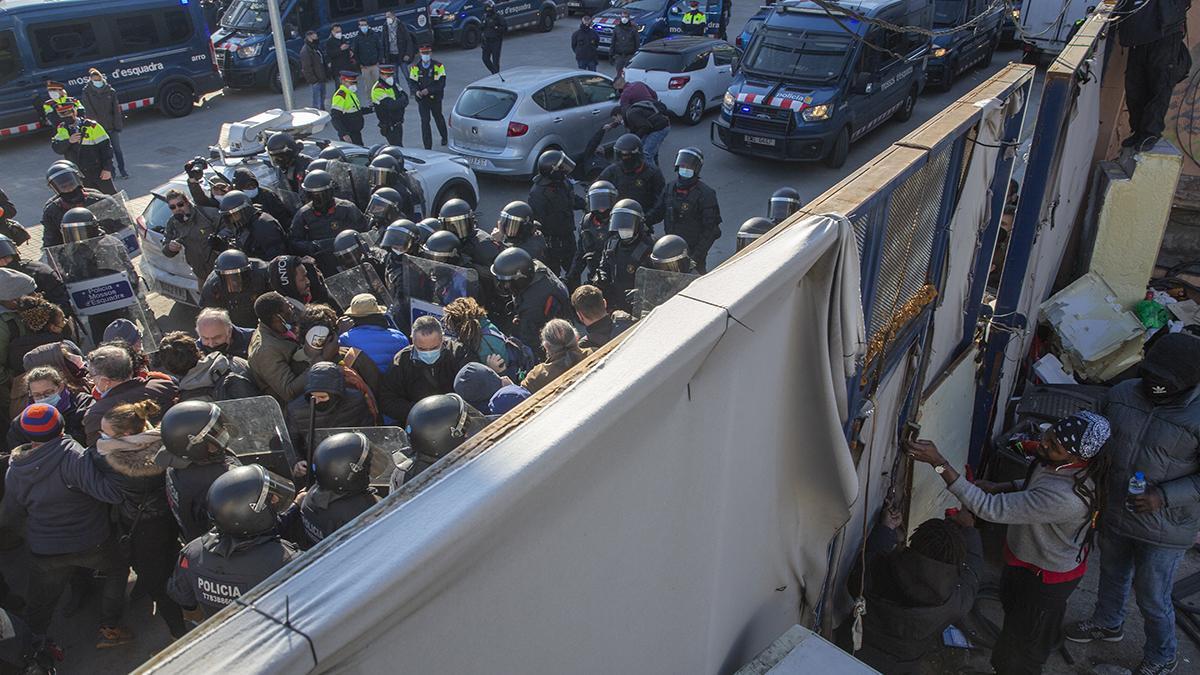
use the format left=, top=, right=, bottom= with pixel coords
left=448, top=67, right=623, bottom=176
left=622, top=37, right=737, bottom=126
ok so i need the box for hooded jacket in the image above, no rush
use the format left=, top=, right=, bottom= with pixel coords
left=178, top=352, right=260, bottom=402
left=286, top=362, right=375, bottom=459
left=90, top=428, right=172, bottom=523
left=82, top=377, right=178, bottom=447
left=248, top=322, right=311, bottom=404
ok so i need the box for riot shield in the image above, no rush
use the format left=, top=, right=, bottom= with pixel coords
left=311, top=427, right=412, bottom=496
left=327, top=160, right=371, bottom=210
left=87, top=191, right=141, bottom=258
left=402, top=171, right=426, bottom=220
left=215, top=396, right=301, bottom=478
left=401, top=254, right=481, bottom=325
left=325, top=262, right=397, bottom=317
left=45, top=234, right=163, bottom=350
left=632, top=267, right=699, bottom=319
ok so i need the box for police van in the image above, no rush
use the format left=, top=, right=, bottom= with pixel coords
left=0, top=0, right=224, bottom=139
left=212, top=0, right=434, bottom=90
left=592, top=0, right=726, bottom=54
left=926, top=0, right=1003, bottom=89
left=431, top=0, right=565, bottom=49
left=712, top=0, right=931, bottom=168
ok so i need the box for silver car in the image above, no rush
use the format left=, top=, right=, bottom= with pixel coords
left=449, top=67, right=623, bottom=176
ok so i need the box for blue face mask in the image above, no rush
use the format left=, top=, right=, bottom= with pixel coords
left=416, top=347, right=441, bottom=364
left=33, top=389, right=68, bottom=411
left=677, top=168, right=695, bottom=180
left=243, top=187, right=259, bottom=198
left=91, top=80, right=104, bottom=88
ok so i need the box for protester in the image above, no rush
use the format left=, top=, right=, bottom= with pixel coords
left=454, top=362, right=505, bottom=412
left=620, top=95, right=672, bottom=169
left=380, top=315, right=474, bottom=425
left=196, top=307, right=255, bottom=360
left=286, top=361, right=375, bottom=460
left=339, top=293, right=409, bottom=374
left=353, top=17, right=383, bottom=97
left=441, top=296, right=523, bottom=379
left=300, top=30, right=328, bottom=110
left=82, top=344, right=178, bottom=446
left=521, top=319, right=591, bottom=394
left=0, top=269, right=37, bottom=419
left=1118, top=0, right=1191, bottom=152
left=247, top=292, right=310, bottom=404
left=571, top=284, right=635, bottom=349
left=0, top=235, right=66, bottom=312
left=154, top=331, right=258, bottom=402
left=269, top=254, right=334, bottom=310
left=80, top=68, right=129, bottom=179
left=161, top=187, right=221, bottom=283
left=23, top=341, right=91, bottom=396
left=7, top=366, right=92, bottom=449
left=572, top=16, right=600, bottom=71
left=8, top=296, right=71, bottom=372
left=488, top=383, right=531, bottom=415
left=298, top=304, right=383, bottom=412
left=230, top=167, right=294, bottom=226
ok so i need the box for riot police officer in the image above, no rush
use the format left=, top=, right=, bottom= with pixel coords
left=420, top=230, right=464, bottom=266
left=662, top=147, right=721, bottom=272
left=201, top=249, right=271, bottom=329
left=167, top=465, right=300, bottom=618
left=598, top=134, right=665, bottom=230
left=595, top=198, right=654, bottom=312
left=365, top=186, right=407, bottom=231
left=40, top=162, right=113, bottom=248
left=415, top=217, right=441, bottom=246
left=404, top=393, right=479, bottom=479
left=216, top=190, right=288, bottom=261
left=290, top=169, right=370, bottom=275
left=0, top=234, right=69, bottom=312
left=438, top=198, right=501, bottom=269
left=380, top=218, right=420, bottom=293
left=160, top=401, right=243, bottom=543
left=768, top=187, right=803, bottom=225
left=529, top=149, right=584, bottom=276
left=59, top=206, right=101, bottom=243
left=568, top=180, right=618, bottom=290
left=490, top=246, right=571, bottom=354
left=496, top=200, right=548, bottom=265
left=649, top=234, right=696, bottom=273
left=736, top=217, right=773, bottom=252
left=230, top=167, right=295, bottom=228
left=300, top=432, right=381, bottom=547
left=368, top=155, right=418, bottom=219
left=266, top=132, right=311, bottom=194
left=333, top=229, right=386, bottom=282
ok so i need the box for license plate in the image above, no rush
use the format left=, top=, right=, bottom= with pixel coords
left=600, top=36, right=611, bottom=44
left=568, top=1, right=582, bottom=5
left=154, top=280, right=193, bottom=304
left=465, top=156, right=491, bottom=169
left=745, top=135, right=776, bottom=147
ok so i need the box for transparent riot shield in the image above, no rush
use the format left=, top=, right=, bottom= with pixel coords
left=401, top=254, right=481, bottom=325
left=274, top=182, right=305, bottom=215
left=327, top=160, right=371, bottom=210
left=325, top=262, right=397, bottom=318
left=87, top=191, right=141, bottom=258
left=311, top=427, right=412, bottom=496
left=402, top=171, right=427, bottom=220
left=215, top=396, right=301, bottom=479
left=45, top=234, right=162, bottom=350
left=632, top=267, right=699, bottom=320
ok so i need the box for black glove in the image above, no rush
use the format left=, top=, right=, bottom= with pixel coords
left=185, top=157, right=208, bottom=181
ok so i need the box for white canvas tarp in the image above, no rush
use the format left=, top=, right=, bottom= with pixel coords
left=143, top=215, right=865, bottom=674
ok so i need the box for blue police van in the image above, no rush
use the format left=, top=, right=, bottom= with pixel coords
left=430, top=0, right=565, bottom=49
left=926, top=0, right=1003, bottom=89
left=712, top=0, right=931, bottom=168
left=212, top=0, right=433, bottom=90
left=592, top=0, right=726, bottom=54
left=0, top=0, right=223, bottom=139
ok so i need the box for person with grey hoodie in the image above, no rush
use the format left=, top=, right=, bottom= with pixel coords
left=80, top=68, right=128, bottom=179
left=908, top=410, right=1112, bottom=675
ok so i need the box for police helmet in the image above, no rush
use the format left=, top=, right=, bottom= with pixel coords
left=437, top=198, right=475, bottom=239
left=421, top=230, right=462, bottom=264
left=368, top=154, right=401, bottom=190
left=313, top=432, right=373, bottom=494
left=266, top=132, right=301, bottom=168
left=767, top=187, right=802, bottom=224
left=366, top=187, right=403, bottom=225
left=587, top=180, right=618, bottom=213
left=302, top=169, right=336, bottom=211
left=215, top=248, right=251, bottom=293
left=376, top=145, right=407, bottom=170
left=207, top=465, right=296, bottom=538
left=497, top=200, right=534, bottom=239
left=306, top=158, right=330, bottom=174
left=318, top=146, right=346, bottom=161
left=218, top=190, right=255, bottom=227
left=46, top=162, right=84, bottom=196
left=608, top=199, right=645, bottom=241
left=614, top=134, right=643, bottom=168
left=407, top=394, right=473, bottom=475
left=650, top=234, right=693, bottom=273
left=334, top=230, right=368, bottom=269
left=490, top=246, right=535, bottom=296
left=161, top=400, right=233, bottom=462
left=415, top=217, right=440, bottom=245
left=61, top=207, right=100, bottom=243
left=736, top=217, right=773, bottom=252
left=537, top=149, right=576, bottom=179
left=674, top=147, right=703, bottom=177
left=0, top=235, right=17, bottom=260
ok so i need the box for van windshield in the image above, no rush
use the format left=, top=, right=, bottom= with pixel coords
left=742, top=28, right=850, bottom=82
left=222, top=0, right=272, bottom=32
left=612, top=0, right=668, bottom=13
left=934, top=0, right=964, bottom=26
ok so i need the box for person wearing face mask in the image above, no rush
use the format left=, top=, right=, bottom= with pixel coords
left=161, top=188, right=221, bottom=283
left=572, top=15, right=600, bottom=71
left=230, top=167, right=294, bottom=227
left=598, top=134, right=665, bottom=230
left=195, top=308, right=255, bottom=360
left=50, top=98, right=116, bottom=195
left=408, top=45, right=449, bottom=150
left=8, top=366, right=93, bottom=449
left=1064, top=333, right=1200, bottom=675
left=330, top=71, right=365, bottom=146
left=680, top=0, right=707, bottom=36
left=298, top=303, right=383, bottom=411
left=39, top=81, right=83, bottom=130
left=247, top=292, right=311, bottom=404
left=372, top=65, right=409, bottom=146
left=326, top=25, right=357, bottom=78
left=300, top=30, right=328, bottom=110
left=383, top=10, right=416, bottom=68
left=352, top=19, right=383, bottom=100
left=286, top=361, right=375, bottom=461
left=661, top=148, right=720, bottom=273
left=593, top=198, right=653, bottom=312
left=79, top=69, right=129, bottom=180
left=380, top=315, right=474, bottom=425
left=289, top=169, right=370, bottom=276
left=480, top=0, right=508, bottom=75
left=81, top=345, right=178, bottom=447
left=40, top=162, right=109, bottom=248
left=490, top=247, right=571, bottom=358
left=568, top=180, right=618, bottom=290
left=610, top=12, right=640, bottom=77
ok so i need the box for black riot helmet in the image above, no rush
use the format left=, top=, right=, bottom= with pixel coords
left=490, top=245, right=535, bottom=296
left=674, top=147, right=703, bottom=179
left=61, top=207, right=100, bottom=243
left=219, top=190, right=255, bottom=228
left=421, top=230, right=462, bottom=264
left=215, top=249, right=251, bottom=293
left=614, top=133, right=644, bottom=170
left=366, top=187, right=403, bottom=225
left=266, top=132, right=301, bottom=169
left=650, top=234, right=693, bottom=273
left=313, top=432, right=373, bottom=494
left=768, top=187, right=802, bottom=224
left=46, top=162, right=84, bottom=197
left=437, top=198, right=475, bottom=239
left=0, top=235, right=17, bottom=260
left=407, top=393, right=474, bottom=474
left=608, top=199, right=645, bottom=241
left=537, top=149, right=576, bottom=179
left=207, top=464, right=296, bottom=538
left=302, top=169, right=336, bottom=211
left=587, top=180, right=618, bottom=214
left=415, top=217, right=440, bottom=245
left=497, top=200, right=534, bottom=239
left=161, top=400, right=234, bottom=462
left=318, top=146, right=346, bottom=161
left=736, top=217, right=773, bottom=252
left=306, top=158, right=330, bottom=174
left=376, top=145, right=407, bottom=169
left=334, top=230, right=368, bottom=269
left=368, top=154, right=401, bottom=190
left=380, top=219, right=419, bottom=255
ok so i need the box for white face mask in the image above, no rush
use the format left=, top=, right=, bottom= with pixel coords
left=50, top=90, right=63, bottom=100
left=620, top=17, right=629, bottom=24
left=387, top=17, right=396, bottom=24
left=332, top=30, right=342, bottom=38
left=421, top=54, right=431, bottom=64
left=346, top=84, right=357, bottom=93
left=383, top=76, right=394, bottom=85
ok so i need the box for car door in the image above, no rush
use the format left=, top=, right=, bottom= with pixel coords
left=531, top=77, right=584, bottom=152
left=846, top=33, right=885, bottom=141
left=571, top=73, right=620, bottom=153
left=710, top=44, right=736, bottom=108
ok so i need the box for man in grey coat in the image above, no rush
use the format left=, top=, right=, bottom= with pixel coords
left=80, top=68, right=129, bottom=179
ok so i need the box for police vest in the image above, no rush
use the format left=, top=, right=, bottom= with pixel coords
left=371, top=81, right=400, bottom=105
left=331, top=85, right=362, bottom=113
left=52, top=119, right=109, bottom=146
left=682, top=11, right=707, bottom=25
left=408, top=62, right=446, bottom=88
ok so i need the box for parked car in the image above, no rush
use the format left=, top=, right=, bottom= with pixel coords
left=431, top=0, right=564, bottom=49
left=136, top=108, right=478, bottom=306
left=448, top=67, right=622, bottom=176
left=621, top=37, right=736, bottom=125
left=927, top=0, right=1003, bottom=89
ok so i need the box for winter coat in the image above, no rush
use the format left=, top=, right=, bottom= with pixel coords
left=178, top=352, right=259, bottom=402
left=579, top=310, right=634, bottom=349
left=521, top=345, right=592, bottom=393
left=326, top=34, right=356, bottom=74
left=80, top=80, right=124, bottom=132
left=353, top=29, right=383, bottom=67
left=1118, top=0, right=1190, bottom=46
left=6, top=390, right=92, bottom=451
left=611, top=23, right=640, bottom=57
left=383, top=19, right=415, bottom=61
left=163, top=204, right=221, bottom=282
left=248, top=323, right=310, bottom=404
left=286, top=362, right=375, bottom=459
left=623, top=99, right=670, bottom=137
left=82, top=377, right=178, bottom=447
left=572, top=26, right=600, bottom=62
left=380, top=338, right=476, bottom=425
left=1, top=436, right=123, bottom=555
left=1100, top=380, right=1200, bottom=548
left=200, top=324, right=255, bottom=361
left=300, top=42, right=327, bottom=83
left=90, top=428, right=172, bottom=523
left=339, top=317, right=410, bottom=375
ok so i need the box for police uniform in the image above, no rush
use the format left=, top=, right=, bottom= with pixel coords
left=480, top=8, right=508, bottom=75
left=408, top=54, right=449, bottom=150
left=372, top=67, right=409, bottom=146
left=289, top=197, right=370, bottom=276
left=40, top=93, right=83, bottom=130
left=504, top=228, right=549, bottom=266
left=165, top=459, right=240, bottom=545
left=167, top=531, right=300, bottom=618
left=201, top=259, right=271, bottom=329
left=278, top=155, right=312, bottom=195
left=681, top=7, right=707, bottom=35
left=529, top=175, right=585, bottom=275
left=39, top=188, right=110, bottom=248
left=330, top=75, right=366, bottom=146
left=299, top=488, right=379, bottom=548
left=596, top=232, right=653, bottom=312
left=50, top=113, right=116, bottom=194
left=597, top=163, right=666, bottom=229
left=509, top=261, right=572, bottom=352
left=662, top=178, right=721, bottom=273
left=567, top=211, right=610, bottom=289
left=216, top=208, right=288, bottom=262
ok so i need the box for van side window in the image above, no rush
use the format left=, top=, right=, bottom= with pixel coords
left=29, top=22, right=101, bottom=67
left=330, top=0, right=366, bottom=19
left=114, top=15, right=161, bottom=53
left=0, top=31, right=20, bottom=86
left=164, top=9, right=194, bottom=43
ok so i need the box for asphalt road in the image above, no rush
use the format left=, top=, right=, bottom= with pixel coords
left=0, top=8, right=1025, bottom=671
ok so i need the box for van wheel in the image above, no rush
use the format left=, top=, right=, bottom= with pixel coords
left=158, top=82, right=194, bottom=118
left=980, top=38, right=999, bottom=68
left=268, top=61, right=300, bottom=94
left=539, top=10, right=556, bottom=32
left=893, top=87, right=916, bottom=123
left=461, top=24, right=481, bottom=49
left=684, top=92, right=705, bottom=125
left=824, top=126, right=849, bottom=169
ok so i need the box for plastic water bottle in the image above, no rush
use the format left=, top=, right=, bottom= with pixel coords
left=1127, top=472, right=1146, bottom=512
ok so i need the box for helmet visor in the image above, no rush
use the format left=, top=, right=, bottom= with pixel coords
left=609, top=206, right=642, bottom=241
left=189, top=406, right=233, bottom=454
left=224, top=202, right=252, bottom=227
left=549, top=153, right=576, bottom=176
left=674, top=148, right=703, bottom=174
left=62, top=221, right=97, bottom=243
left=48, top=167, right=83, bottom=195
left=735, top=231, right=762, bottom=252
left=587, top=187, right=617, bottom=213
left=497, top=211, right=526, bottom=238
left=368, top=166, right=395, bottom=189
left=308, top=187, right=334, bottom=211
left=655, top=253, right=691, bottom=274
left=366, top=193, right=398, bottom=220
left=768, top=196, right=801, bottom=224
left=335, top=245, right=363, bottom=268
left=220, top=267, right=246, bottom=294
left=251, top=465, right=297, bottom=515
left=381, top=227, right=416, bottom=251
left=441, top=213, right=472, bottom=239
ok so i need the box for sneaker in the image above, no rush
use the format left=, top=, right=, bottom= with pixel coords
left=1064, top=619, right=1123, bottom=643
left=1135, top=659, right=1178, bottom=675
left=96, top=625, right=134, bottom=649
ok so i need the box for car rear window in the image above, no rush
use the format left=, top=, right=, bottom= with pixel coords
left=144, top=196, right=172, bottom=232
left=455, top=87, right=518, bottom=121
left=627, top=50, right=687, bottom=72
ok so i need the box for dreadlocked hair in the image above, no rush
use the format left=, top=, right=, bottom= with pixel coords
left=907, top=517, right=966, bottom=566
left=1071, top=451, right=1112, bottom=562
left=442, top=297, right=487, bottom=353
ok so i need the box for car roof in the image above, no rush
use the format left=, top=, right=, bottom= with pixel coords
left=639, top=36, right=728, bottom=54
left=466, top=67, right=608, bottom=91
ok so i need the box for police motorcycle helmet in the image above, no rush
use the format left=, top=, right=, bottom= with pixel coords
left=608, top=199, right=645, bottom=242
left=46, top=161, right=84, bottom=197
left=266, top=132, right=302, bottom=169
left=219, top=190, right=256, bottom=228
left=736, top=217, right=773, bottom=252
left=162, top=400, right=235, bottom=462
left=497, top=201, right=535, bottom=240
left=380, top=219, right=419, bottom=256
left=415, top=218, right=441, bottom=246
left=317, top=146, right=346, bottom=161
left=302, top=169, right=336, bottom=211
left=207, top=464, right=296, bottom=538
left=614, top=133, right=644, bottom=170
left=334, top=230, right=369, bottom=269
left=437, top=198, right=476, bottom=239
left=368, top=154, right=402, bottom=190
left=61, top=207, right=101, bottom=243
left=407, top=393, right=486, bottom=475
left=421, top=230, right=463, bottom=264
left=674, top=147, right=703, bottom=179
left=587, top=180, right=618, bottom=214
left=537, top=149, right=576, bottom=180
left=768, top=187, right=802, bottom=224
left=650, top=235, right=693, bottom=274
left=366, top=187, right=403, bottom=225
left=490, top=246, right=536, bottom=297
left=214, top=249, right=252, bottom=294
left=0, top=234, right=17, bottom=260
left=313, top=432, right=373, bottom=494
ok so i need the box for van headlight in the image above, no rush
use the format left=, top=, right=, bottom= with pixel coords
left=722, top=92, right=734, bottom=111
left=237, top=43, right=262, bottom=59
left=802, top=104, right=830, bottom=121
left=1011, top=8, right=1020, bottom=18
left=932, top=47, right=948, bottom=58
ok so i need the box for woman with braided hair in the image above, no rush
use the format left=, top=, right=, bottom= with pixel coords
left=441, top=297, right=522, bottom=379
left=907, top=410, right=1112, bottom=675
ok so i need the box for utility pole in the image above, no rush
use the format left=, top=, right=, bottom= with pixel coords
left=265, top=0, right=294, bottom=110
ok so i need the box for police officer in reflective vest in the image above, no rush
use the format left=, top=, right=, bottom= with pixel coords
left=681, top=1, right=707, bottom=36
left=330, top=71, right=366, bottom=146
left=49, top=100, right=116, bottom=194
left=408, top=45, right=448, bottom=150
left=372, top=64, right=409, bottom=146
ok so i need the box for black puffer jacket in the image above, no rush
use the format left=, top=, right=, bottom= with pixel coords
left=89, top=429, right=172, bottom=523
left=380, top=338, right=476, bottom=425
left=286, top=362, right=375, bottom=459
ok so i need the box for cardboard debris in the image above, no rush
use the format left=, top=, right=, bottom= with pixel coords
left=1040, top=273, right=1145, bottom=382
left=1169, top=299, right=1200, bottom=324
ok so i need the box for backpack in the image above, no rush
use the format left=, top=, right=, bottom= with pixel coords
left=630, top=100, right=670, bottom=132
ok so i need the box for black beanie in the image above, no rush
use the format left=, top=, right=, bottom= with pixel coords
left=1140, top=333, right=1200, bottom=395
